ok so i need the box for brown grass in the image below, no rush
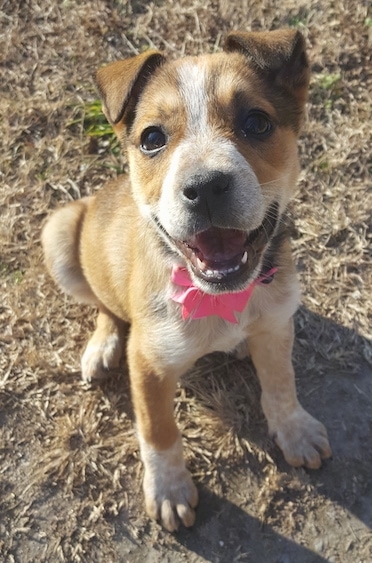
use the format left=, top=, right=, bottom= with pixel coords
left=1, top=1, right=371, bottom=561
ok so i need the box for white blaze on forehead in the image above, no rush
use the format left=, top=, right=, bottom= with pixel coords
left=177, top=61, right=208, bottom=133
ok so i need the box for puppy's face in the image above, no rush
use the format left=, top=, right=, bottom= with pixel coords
left=97, top=31, right=310, bottom=294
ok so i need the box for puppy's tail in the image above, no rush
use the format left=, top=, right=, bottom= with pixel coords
left=42, top=198, right=97, bottom=304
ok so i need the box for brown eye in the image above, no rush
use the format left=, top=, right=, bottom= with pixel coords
left=140, top=127, right=167, bottom=155
left=242, top=111, right=273, bottom=138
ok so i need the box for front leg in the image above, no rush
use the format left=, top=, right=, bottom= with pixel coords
left=248, top=318, right=331, bottom=469
left=127, top=330, right=198, bottom=532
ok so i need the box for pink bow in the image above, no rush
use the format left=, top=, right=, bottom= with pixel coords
left=171, top=265, right=277, bottom=323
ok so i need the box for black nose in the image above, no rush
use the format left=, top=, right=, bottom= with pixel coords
left=182, top=171, right=231, bottom=211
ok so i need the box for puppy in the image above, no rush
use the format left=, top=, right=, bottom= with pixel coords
left=42, top=29, right=331, bottom=532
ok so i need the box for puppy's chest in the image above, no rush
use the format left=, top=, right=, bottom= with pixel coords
left=198, top=317, right=249, bottom=353
left=151, top=294, right=254, bottom=370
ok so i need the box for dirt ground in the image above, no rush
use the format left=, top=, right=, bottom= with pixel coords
left=1, top=0, right=371, bottom=561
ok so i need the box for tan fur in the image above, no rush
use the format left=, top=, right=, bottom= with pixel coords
left=42, top=30, right=331, bottom=532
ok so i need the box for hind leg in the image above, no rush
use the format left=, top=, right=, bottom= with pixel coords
left=42, top=199, right=125, bottom=381
left=81, top=307, right=125, bottom=382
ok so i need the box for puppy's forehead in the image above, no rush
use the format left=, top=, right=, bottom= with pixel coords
left=176, top=59, right=208, bottom=131
left=138, top=52, right=274, bottom=126
left=176, top=53, right=251, bottom=105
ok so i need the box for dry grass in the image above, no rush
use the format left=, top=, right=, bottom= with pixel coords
left=1, top=0, right=371, bottom=561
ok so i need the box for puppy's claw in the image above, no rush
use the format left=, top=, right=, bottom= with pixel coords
left=177, top=502, right=197, bottom=528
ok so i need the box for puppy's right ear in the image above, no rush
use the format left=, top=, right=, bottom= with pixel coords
left=96, top=50, right=165, bottom=132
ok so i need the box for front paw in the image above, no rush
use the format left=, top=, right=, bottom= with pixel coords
left=140, top=437, right=198, bottom=532
left=270, top=407, right=332, bottom=469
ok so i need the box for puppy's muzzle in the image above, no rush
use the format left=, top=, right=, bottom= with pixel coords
left=158, top=167, right=280, bottom=292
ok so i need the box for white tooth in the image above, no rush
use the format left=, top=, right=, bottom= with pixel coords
left=228, top=266, right=236, bottom=273
left=197, top=257, right=205, bottom=270
left=241, top=251, right=248, bottom=264
left=211, top=270, right=223, bottom=279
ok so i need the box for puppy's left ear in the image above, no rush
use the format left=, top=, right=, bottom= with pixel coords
left=224, top=29, right=310, bottom=103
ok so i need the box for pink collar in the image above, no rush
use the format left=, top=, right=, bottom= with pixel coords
left=171, top=265, right=277, bottom=323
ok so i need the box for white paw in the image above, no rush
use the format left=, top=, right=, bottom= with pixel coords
left=81, top=333, right=122, bottom=383
left=270, top=407, right=332, bottom=469
left=140, top=436, right=198, bottom=532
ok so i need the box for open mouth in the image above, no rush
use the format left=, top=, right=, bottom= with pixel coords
left=170, top=202, right=279, bottom=286
left=177, top=228, right=249, bottom=281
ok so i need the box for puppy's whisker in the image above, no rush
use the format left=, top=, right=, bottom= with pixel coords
left=259, top=176, right=287, bottom=188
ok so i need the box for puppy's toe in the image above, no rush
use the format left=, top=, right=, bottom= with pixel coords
left=81, top=333, right=122, bottom=382
left=144, top=468, right=198, bottom=532
left=176, top=497, right=198, bottom=527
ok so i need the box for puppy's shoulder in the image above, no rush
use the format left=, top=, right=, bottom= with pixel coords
left=93, top=174, right=133, bottom=217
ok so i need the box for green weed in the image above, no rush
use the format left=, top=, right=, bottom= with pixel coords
left=68, top=99, right=120, bottom=155
left=288, top=15, right=306, bottom=27
left=0, top=263, right=24, bottom=284
left=317, top=73, right=341, bottom=91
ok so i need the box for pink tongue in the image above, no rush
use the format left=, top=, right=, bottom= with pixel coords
left=191, top=227, right=246, bottom=262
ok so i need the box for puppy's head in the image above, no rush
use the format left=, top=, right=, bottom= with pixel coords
left=96, top=30, right=309, bottom=294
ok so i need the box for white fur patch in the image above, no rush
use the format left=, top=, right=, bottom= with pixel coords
left=144, top=294, right=254, bottom=373
left=177, top=61, right=208, bottom=133
left=139, top=434, right=185, bottom=474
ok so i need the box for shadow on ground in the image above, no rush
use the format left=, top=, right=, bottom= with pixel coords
left=105, top=305, right=372, bottom=562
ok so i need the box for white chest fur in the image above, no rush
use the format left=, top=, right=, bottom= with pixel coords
left=146, top=276, right=300, bottom=376
left=147, top=290, right=258, bottom=374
